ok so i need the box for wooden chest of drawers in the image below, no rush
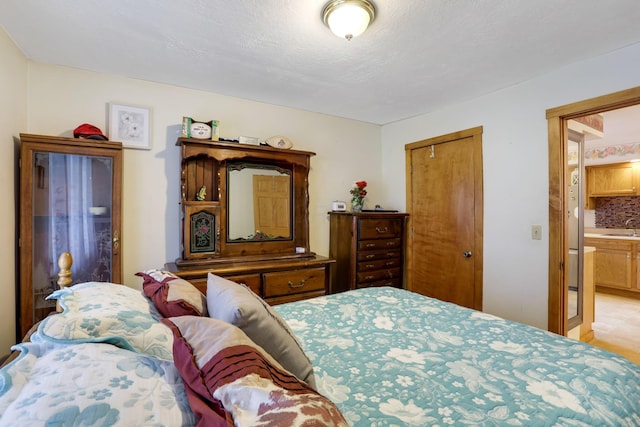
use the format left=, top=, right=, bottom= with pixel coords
left=166, top=255, right=334, bottom=305
left=329, top=212, right=409, bottom=293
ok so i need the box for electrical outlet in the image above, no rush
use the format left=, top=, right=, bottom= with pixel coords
left=531, top=224, right=542, bottom=240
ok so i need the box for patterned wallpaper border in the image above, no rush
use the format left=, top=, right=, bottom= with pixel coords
left=585, top=142, right=640, bottom=161
left=568, top=142, right=640, bottom=165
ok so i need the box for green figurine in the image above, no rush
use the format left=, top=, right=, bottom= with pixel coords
left=196, top=185, right=206, bottom=201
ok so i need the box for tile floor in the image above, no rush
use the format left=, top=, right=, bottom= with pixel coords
left=588, top=292, right=640, bottom=365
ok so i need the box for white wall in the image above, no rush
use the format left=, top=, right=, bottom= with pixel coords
left=0, top=28, right=28, bottom=355
left=25, top=63, right=382, bottom=288
left=381, top=42, right=640, bottom=329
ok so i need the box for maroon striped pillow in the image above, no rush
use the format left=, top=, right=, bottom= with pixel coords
left=136, top=270, right=207, bottom=317
left=162, top=316, right=347, bottom=426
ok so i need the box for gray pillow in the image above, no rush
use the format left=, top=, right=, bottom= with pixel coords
left=206, top=273, right=316, bottom=388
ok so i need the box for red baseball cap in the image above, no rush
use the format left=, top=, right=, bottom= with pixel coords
left=73, top=123, right=108, bottom=140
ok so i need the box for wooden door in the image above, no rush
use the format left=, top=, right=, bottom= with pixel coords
left=405, top=127, right=483, bottom=309
left=253, top=175, right=291, bottom=238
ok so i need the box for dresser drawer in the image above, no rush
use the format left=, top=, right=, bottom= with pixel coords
left=356, top=278, right=401, bottom=289
left=358, top=238, right=401, bottom=251
left=357, top=267, right=401, bottom=284
left=357, top=249, right=401, bottom=262
left=358, top=218, right=403, bottom=240
left=189, top=278, right=208, bottom=295
left=357, top=258, right=401, bottom=271
left=263, top=267, right=326, bottom=298
left=265, top=292, right=324, bottom=305
left=224, top=273, right=261, bottom=295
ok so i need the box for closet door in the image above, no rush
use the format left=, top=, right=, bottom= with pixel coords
left=19, top=134, right=122, bottom=338
left=405, top=127, right=483, bottom=310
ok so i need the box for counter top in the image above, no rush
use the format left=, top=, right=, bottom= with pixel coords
left=571, top=246, right=597, bottom=253
left=584, top=230, right=640, bottom=241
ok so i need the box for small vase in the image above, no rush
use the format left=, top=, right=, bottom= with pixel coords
left=351, top=199, right=363, bottom=212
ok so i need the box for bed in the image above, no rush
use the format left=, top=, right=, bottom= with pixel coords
left=2, top=253, right=639, bottom=426
left=276, top=287, right=640, bottom=425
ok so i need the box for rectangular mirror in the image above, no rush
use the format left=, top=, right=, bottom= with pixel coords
left=227, top=162, right=292, bottom=242
left=567, top=128, right=584, bottom=329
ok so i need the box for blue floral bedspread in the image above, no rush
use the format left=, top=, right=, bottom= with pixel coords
left=275, top=287, right=640, bottom=426
left=0, top=341, right=196, bottom=426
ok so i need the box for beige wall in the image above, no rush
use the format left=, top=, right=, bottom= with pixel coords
left=0, top=28, right=28, bottom=354
left=2, top=62, right=382, bottom=354
left=25, top=64, right=383, bottom=282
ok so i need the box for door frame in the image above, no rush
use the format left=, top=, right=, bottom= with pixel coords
left=546, top=86, right=640, bottom=335
left=405, top=126, right=484, bottom=309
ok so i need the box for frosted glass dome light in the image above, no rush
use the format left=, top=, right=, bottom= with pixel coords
left=322, top=0, right=375, bottom=41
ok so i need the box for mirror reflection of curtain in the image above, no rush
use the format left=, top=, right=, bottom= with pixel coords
left=47, top=154, right=98, bottom=283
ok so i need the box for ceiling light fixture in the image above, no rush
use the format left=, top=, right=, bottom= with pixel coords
left=322, top=0, right=375, bottom=41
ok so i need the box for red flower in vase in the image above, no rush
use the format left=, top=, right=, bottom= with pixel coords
left=350, top=180, right=368, bottom=211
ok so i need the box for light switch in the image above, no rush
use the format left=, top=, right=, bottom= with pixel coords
left=531, top=224, right=542, bottom=240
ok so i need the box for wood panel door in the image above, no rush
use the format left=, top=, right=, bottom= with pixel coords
left=405, top=127, right=483, bottom=309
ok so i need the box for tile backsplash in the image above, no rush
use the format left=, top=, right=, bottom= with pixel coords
left=595, top=196, right=640, bottom=228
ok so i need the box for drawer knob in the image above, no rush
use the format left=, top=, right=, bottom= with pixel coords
left=365, top=275, right=374, bottom=280
left=366, top=254, right=376, bottom=259
left=386, top=241, right=394, bottom=246
left=376, top=227, right=389, bottom=234
left=287, top=279, right=305, bottom=289
left=366, top=243, right=376, bottom=248
left=365, top=264, right=375, bottom=268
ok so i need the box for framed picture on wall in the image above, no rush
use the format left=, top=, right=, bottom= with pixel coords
left=109, top=103, right=152, bottom=149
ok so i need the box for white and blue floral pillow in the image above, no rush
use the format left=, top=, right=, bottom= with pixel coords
left=33, top=282, right=174, bottom=361
left=0, top=341, right=196, bottom=426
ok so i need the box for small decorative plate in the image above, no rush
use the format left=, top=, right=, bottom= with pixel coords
left=265, top=135, right=293, bottom=149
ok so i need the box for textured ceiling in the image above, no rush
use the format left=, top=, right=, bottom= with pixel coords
left=1, top=0, right=640, bottom=125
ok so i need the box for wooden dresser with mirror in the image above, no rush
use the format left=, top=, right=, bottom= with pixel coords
left=166, top=138, right=334, bottom=304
